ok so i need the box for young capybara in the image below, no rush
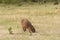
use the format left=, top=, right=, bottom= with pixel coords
left=21, top=18, right=35, bottom=33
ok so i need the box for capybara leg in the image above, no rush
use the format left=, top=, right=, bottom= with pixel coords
left=28, top=28, right=31, bottom=33
left=29, top=30, right=32, bottom=33
left=23, top=28, right=26, bottom=32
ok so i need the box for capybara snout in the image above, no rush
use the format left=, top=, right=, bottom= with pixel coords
left=21, top=18, right=35, bottom=33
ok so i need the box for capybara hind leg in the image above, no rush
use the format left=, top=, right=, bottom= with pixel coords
left=23, top=28, right=26, bottom=32
left=28, top=28, right=31, bottom=33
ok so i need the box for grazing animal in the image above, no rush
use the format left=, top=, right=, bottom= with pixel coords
left=21, top=18, right=35, bottom=33
left=54, top=0, right=59, bottom=5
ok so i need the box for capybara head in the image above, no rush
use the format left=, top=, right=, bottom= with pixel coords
left=21, top=18, right=35, bottom=33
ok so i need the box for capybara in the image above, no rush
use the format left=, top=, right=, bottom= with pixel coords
left=54, top=0, right=59, bottom=5
left=21, top=18, right=35, bottom=33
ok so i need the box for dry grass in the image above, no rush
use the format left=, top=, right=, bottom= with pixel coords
left=0, top=3, right=60, bottom=40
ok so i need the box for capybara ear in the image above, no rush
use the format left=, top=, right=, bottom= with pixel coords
left=21, top=18, right=36, bottom=33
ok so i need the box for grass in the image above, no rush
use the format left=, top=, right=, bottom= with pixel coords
left=8, top=27, right=13, bottom=34
left=0, top=3, right=60, bottom=40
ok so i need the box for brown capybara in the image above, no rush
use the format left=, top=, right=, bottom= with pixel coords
left=21, top=18, right=35, bottom=33
left=54, top=0, right=59, bottom=5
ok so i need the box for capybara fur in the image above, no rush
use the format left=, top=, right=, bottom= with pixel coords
left=21, top=18, right=35, bottom=33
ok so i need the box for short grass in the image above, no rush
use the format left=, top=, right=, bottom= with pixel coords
left=0, top=3, right=60, bottom=40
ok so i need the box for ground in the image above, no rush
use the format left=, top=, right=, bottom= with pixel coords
left=0, top=3, right=60, bottom=40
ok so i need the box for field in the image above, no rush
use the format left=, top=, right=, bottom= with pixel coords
left=0, top=3, right=60, bottom=40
